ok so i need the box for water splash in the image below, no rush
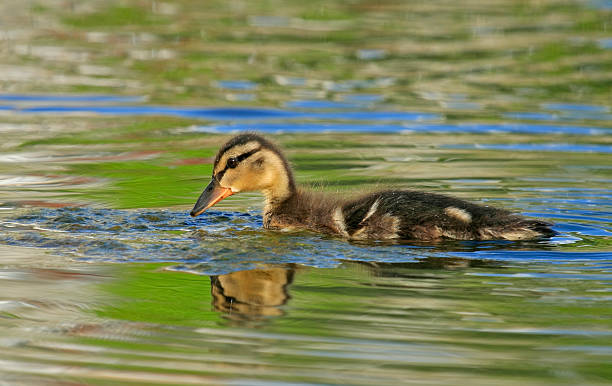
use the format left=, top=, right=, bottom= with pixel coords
left=0, top=207, right=609, bottom=276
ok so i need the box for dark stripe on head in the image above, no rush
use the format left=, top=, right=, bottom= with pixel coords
left=215, top=147, right=261, bottom=181
left=214, top=133, right=271, bottom=165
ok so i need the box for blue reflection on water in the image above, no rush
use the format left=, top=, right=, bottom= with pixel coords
left=356, top=49, right=387, bottom=60
left=444, top=143, right=612, bottom=153
left=466, top=271, right=612, bottom=280
left=285, top=100, right=363, bottom=109
left=504, top=112, right=559, bottom=121
left=3, top=104, right=439, bottom=122
left=192, top=122, right=610, bottom=135
left=598, top=38, right=612, bottom=49
left=590, top=0, right=612, bottom=10
left=524, top=211, right=612, bottom=224
left=504, top=111, right=612, bottom=122
left=553, top=222, right=612, bottom=236
left=2, top=93, right=611, bottom=135
left=542, top=103, right=610, bottom=113
left=214, top=80, right=257, bottom=90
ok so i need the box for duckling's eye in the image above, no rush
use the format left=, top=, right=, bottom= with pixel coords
left=227, top=157, right=238, bottom=169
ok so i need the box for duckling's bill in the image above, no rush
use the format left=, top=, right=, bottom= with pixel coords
left=190, top=178, right=234, bottom=217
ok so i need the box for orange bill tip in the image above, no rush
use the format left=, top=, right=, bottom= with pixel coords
left=190, top=179, right=235, bottom=217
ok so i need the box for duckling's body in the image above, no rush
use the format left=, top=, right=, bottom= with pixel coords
left=265, top=189, right=552, bottom=241
left=190, top=133, right=554, bottom=241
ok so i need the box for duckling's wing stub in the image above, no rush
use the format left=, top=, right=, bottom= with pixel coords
left=341, top=190, right=555, bottom=241
left=190, top=178, right=234, bottom=217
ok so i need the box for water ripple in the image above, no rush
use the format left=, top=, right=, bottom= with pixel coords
left=2, top=103, right=440, bottom=123
left=191, top=122, right=610, bottom=135
left=0, top=94, right=145, bottom=103
left=445, top=143, right=612, bottom=153
left=0, top=207, right=609, bottom=275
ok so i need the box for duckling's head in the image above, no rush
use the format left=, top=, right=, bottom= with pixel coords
left=190, top=133, right=295, bottom=217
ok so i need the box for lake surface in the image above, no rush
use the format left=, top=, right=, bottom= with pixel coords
left=0, top=0, right=611, bottom=384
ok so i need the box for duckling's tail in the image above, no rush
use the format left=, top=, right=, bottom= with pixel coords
left=525, top=220, right=557, bottom=237
left=521, top=219, right=556, bottom=238
left=479, top=219, right=556, bottom=240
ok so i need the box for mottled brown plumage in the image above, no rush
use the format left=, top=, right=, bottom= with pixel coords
left=190, top=133, right=555, bottom=241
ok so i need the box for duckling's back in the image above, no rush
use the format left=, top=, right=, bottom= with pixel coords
left=339, top=190, right=554, bottom=241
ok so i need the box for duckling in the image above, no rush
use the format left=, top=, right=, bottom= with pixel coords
left=190, top=133, right=554, bottom=241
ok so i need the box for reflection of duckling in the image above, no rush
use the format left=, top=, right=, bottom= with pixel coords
left=349, top=257, right=502, bottom=276
left=210, top=267, right=294, bottom=319
left=191, top=133, right=554, bottom=241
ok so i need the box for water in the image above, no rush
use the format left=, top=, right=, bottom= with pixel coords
left=1, top=0, right=611, bottom=384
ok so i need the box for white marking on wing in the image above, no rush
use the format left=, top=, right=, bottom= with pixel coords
left=444, top=206, right=472, bottom=223
left=332, top=207, right=349, bottom=237
left=361, top=199, right=379, bottom=223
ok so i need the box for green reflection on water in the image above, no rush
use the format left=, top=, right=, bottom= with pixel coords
left=5, top=0, right=610, bottom=107
left=14, top=123, right=611, bottom=212
left=85, top=261, right=611, bottom=384
left=63, top=5, right=169, bottom=28
left=96, top=264, right=221, bottom=326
